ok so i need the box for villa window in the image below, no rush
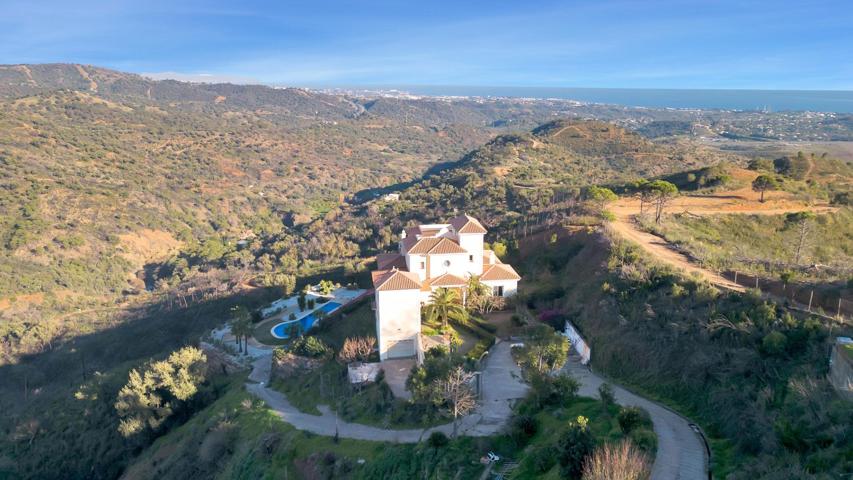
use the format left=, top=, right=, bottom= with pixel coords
left=420, top=261, right=425, bottom=269
left=443, top=260, right=451, bottom=267
left=493, top=286, right=504, bottom=297
left=469, top=254, right=474, bottom=262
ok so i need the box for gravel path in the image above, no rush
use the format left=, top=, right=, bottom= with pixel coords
left=562, top=360, right=708, bottom=480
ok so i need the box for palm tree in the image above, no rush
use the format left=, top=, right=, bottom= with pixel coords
left=465, top=274, right=491, bottom=308
left=466, top=274, right=491, bottom=298
left=423, top=288, right=467, bottom=331
left=230, top=306, right=251, bottom=354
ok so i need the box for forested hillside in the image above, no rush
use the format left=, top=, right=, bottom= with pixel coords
left=1, top=64, right=851, bottom=480
left=0, top=68, right=498, bottom=366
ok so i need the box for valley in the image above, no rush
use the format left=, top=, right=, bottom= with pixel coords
left=0, top=64, right=851, bottom=480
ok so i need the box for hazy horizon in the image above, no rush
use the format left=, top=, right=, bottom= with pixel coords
left=3, top=0, right=851, bottom=90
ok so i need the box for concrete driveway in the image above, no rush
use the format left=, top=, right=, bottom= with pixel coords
left=479, top=341, right=528, bottom=422
left=562, top=360, right=708, bottom=480
left=245, top=338, right=528, bottom=441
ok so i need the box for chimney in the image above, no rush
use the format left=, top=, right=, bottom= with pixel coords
left=401, top=229, right=407, bottom=239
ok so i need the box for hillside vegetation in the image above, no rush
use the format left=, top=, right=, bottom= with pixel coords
left=2, top=64, right=851, bottom=480
left=0, top=68, right=497, bottom=367
left=644, top=209, right=853, bottom=282
left=517, top=229, right=851, bottom=477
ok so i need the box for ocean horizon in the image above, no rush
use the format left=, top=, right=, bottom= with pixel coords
left=354, top=85, right=853, bottom=113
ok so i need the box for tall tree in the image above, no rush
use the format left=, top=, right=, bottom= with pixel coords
left=786, top=211, right=816, bottom=264
left=752, top=174, right=779, bottom=203
left=519, top=325, right=570, bottom=373
left=280, top=273, right=296, bottom=297
left=230, top=306, right=251, bottom=354
left=439, top=366, right=477, bottom=437
left=423, top=288, right=467, bottom=331
left=648, top=180, right=678, bottom=224
left=585, top=185, right=618, bottom=211
left=632, top=179, right=656, bottom=216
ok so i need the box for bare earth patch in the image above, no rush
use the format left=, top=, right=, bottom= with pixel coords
left=117, top=229, right=183, bottom=268
left=609, top=186, right=836, bottom=291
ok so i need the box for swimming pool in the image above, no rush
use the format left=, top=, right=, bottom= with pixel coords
left=270, top=301, right=343, bottom=339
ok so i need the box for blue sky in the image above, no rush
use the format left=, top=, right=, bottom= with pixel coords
left=1, top=0, right=851, bottom=89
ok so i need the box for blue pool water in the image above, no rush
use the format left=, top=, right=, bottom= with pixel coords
left=271, top=301, right=343, bottom=339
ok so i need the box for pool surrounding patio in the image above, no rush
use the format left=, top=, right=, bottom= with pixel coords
left=254, top=285, right=369, bottom=343
left=271, top=301, right=343, bottom=339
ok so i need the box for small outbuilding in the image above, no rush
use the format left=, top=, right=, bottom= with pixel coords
left=347, top=362, right=381, bottom=385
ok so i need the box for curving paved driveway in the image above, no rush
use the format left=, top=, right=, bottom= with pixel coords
left=562, top=360, right=708, bottom=480
left=244, top=342, right=707, bottom=479
left=245, top=340, right=527, bottom=441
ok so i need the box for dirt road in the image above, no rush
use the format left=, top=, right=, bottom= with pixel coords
left=609, top=186, right=835, bottom=291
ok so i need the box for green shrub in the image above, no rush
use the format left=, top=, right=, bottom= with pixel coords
left=629, top=428, right=657, bottom=453
left=287, top=336, right=331, bottom=358
left=510, top=414, right=538, bottom=447
left=761, top=331, right=787, bottom=356
left=617, top=407, right=650, bottom=434
left=427, top=431, right=449, bottom=448
left=530, top=444, right=556, bottom=473
left=598, top=383, right=615, bottom=410
left=557, top=416, right=595, bottom=478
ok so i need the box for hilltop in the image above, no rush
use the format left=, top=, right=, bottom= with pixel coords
left=0, top=63, right=360, bottom=119
left=0, top=64, right=851, bottom=480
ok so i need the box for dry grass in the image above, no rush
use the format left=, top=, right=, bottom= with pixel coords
left=582, top=440, right=651, bottom=480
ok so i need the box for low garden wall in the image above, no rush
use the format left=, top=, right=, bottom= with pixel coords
left=563, top=320, right=591, bottom=365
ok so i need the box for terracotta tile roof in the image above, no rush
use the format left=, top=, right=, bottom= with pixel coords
left=372, top=269, right=423, bottom=291
left=406, top=237, right=440, bottom=254
left=449, top=215, right=487, bottom=234
left=481, top=263, right=521, bottom=281
left=426, top=272, right=467, bottom=288
left=401, top=234, right=418, bottom=252
left=376, top=253, right=406, bottom=270
left=407, top=237, right=467, bottom=255
left=419, top=227, right=442, bottom=237
left=430, top=237, right=468, bottom=254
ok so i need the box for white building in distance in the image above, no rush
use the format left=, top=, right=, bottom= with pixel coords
left=371, top=215, right=520, bottom=360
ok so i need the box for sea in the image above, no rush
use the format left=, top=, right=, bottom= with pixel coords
left=383, top=86, right=853, bottom=113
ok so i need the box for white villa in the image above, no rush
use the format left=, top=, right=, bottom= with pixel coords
left=371, top=215, right=521, bottom=360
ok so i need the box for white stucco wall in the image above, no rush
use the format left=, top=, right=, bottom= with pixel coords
left=427, top=252, right=470, bottom=279
left=457, top=233, right=484, bottom=276
left=406, top=253, right=427, bottom=280
left=375, top=288, right=422, bottom=360
left=481, top=279, right=518, bottom=297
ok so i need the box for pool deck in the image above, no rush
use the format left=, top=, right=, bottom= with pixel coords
left=263, top=287, right=368, bottom=340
